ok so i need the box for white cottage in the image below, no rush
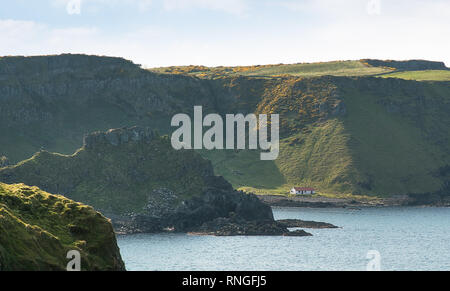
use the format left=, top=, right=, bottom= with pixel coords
left=290, top=187, right=316, bottom=195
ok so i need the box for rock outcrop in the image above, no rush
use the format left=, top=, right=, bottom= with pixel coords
left=83, top=126, right=154, bottom=149
left=0, top=127, right=277, bottom=235
left=277, top=219, right=338, bottom=229
left=0, top=183, right=125, bottom=271
left=283, top=230, right=313, bottom=237
left=192, top=217, right=290, bottom=236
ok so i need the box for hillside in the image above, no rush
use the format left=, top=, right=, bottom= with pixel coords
left=0, top=127, right=275, bottom=233
left=151, top=59, right=448, bottom=79
left=151, top=60, right=394, bottom=78
left=0, top=54, right=449, bottom=197
left=203, top=76, right=450, bottom=196
left=0, top=183, right=125, bottom=271
left=380, top=70, right=450, bottom=81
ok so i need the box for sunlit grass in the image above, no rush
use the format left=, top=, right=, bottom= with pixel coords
left=380, top=70, right=450, bottom=81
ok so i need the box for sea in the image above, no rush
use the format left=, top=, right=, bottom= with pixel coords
left=117, top=207, right=450, bottom=271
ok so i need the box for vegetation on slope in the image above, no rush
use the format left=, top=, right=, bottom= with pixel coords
left=380, top=70, right=450, bottom=81
left=1, top=55, right=449, bottom=197
left=151, top=60, right=393, bottom=79
left=150, top=59, right=448, bottom=79
left=200, top=76, right=450, bottom=196
left=0, top=183, right=125, bottom=271
left=0, top=128, right=212, bottom=215
left=240, top=61, right=392, bottom=77
left=0, top=54, right=218, bottom=162
left=0, top=126, right=275, bottom=234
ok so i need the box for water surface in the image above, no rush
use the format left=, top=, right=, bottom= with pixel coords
left=117, top=207, right=450, bottom=271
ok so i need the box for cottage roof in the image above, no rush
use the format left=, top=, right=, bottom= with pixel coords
left=293, top=187, right=315, bottom=191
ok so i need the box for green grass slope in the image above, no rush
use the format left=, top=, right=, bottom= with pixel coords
left=240, top=60, right=392, bottom=77
left=151, top=60, right=393, bottom=79
left=337, top=80, right=449, bottom=195
left=0, top=183, right=125, bottom=271
left=1, top=55, right=449, bottom=198
left=380, top=70, right=450, bottom=81
left=202, top=77, right=450, bottom=196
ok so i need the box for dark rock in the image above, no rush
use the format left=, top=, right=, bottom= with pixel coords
left=110, top=213, right=163, bottom=234
left=83, top=126, right=154, bottom=149
left=267, top=199, right=337, bottom=208
left=192, top=217, right=290, bottom=236
left=166, top=186, right=274, bottom=233
left=277, top=219, right=338, bottom=229
left=283, top=230, right=313, bottom=237
left=145, top=188, right=178, bottom=218
left=1, top=126, right=275, bottom=236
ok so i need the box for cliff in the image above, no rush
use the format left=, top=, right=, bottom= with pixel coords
left=0, top=127, right=275, bottom=234
left=0, top=182, right=125, bottom=271
left=0, top=54, right=449, bottom=197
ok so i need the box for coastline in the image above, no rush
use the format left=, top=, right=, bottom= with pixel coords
left=257, top=194, right=450, bottom=208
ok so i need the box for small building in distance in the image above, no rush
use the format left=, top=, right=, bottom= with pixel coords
left=290, top=187, right=316, bottom=195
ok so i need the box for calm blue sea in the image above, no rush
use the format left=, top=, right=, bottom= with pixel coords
left=117, top=207, right=450, bottom=271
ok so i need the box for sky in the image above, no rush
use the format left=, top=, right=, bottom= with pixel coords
left=0, top=0, right=449, bottom=67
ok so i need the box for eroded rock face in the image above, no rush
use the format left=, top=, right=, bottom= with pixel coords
left=165, top=178, right=275, bottom=232
left=111, top=176, right=276, bottom=234
left=83, top=126, right=153, bottom=149
left=145, top=188, right=179, bottom=218
left=0, top=127, right=276, bottom=235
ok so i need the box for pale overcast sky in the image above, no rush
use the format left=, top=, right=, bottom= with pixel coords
left=0, top=0, right=449, bottom=67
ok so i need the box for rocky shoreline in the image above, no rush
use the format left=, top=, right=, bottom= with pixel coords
left=257, top=194, right=450, bottom=208
left=187, top=217, right=314, bottom=237
left=277, top=219, right=338, bottom=229
left=113, top=215, right=339, bottom=237
left=110, top=191, right=449, bottom=237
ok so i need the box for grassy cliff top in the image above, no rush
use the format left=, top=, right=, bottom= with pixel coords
left=380, top=70, right=450, bottom=81
left=0, top=183, right=125, bottom=271
left=150, top=59, right=448, bottom=80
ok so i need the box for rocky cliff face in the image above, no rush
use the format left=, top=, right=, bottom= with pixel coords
left=1, top=54, right=449, bottom=197
left=83, top=126, right=154, bottom=149
left=0, top=54, right=222, bottom=162
left=0, top=182, right=125, bottom=271
left=0, top=127, right=275, bottom=234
